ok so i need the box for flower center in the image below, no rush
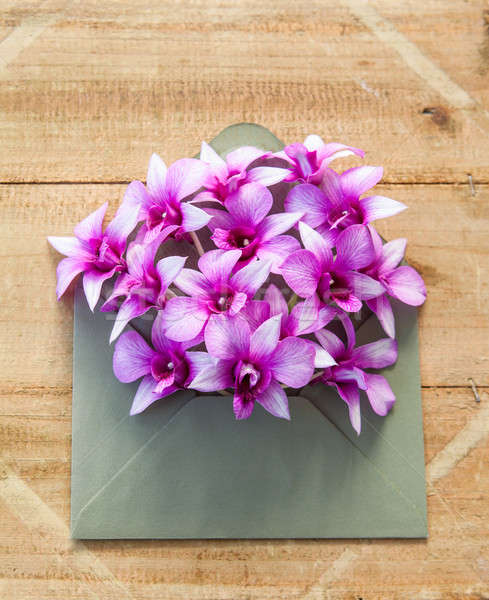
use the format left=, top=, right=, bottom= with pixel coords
left=93, top=236, right=122, bottom=271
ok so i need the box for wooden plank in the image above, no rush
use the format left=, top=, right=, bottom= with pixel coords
left=370, top=0, right=489, bottom=110
left=1, top=388, right=488, bottom=599
left=0, top=1, right=488, bottom=183
left=0, top=182, right=487, bottom=388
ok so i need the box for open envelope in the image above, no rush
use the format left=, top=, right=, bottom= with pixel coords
left=70, top=124, right=428, bottom=539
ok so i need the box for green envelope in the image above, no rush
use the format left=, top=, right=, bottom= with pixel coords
left=70, top=124, right=428, bottom=539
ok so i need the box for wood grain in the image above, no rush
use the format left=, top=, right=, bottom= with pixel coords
left=1, top=0, right=489, bottom=183
left=1, top=1, right=488, bottom=598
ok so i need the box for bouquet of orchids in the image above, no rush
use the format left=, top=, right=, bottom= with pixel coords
left=48, top=135, right=426, bottom=434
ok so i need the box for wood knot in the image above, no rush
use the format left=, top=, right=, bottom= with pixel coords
left=422, top=106, right=449, bottom=127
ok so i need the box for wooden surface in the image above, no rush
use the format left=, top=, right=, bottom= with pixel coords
left=1, top=1, right=488, bottom=598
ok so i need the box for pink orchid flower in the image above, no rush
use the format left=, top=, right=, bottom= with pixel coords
left=48, top=200, right=139, bottom=310
left=190, top=314, right=315, bottom=420
left=206, top=182, right=303, bottom=272
left=125, top=154, right=211, bottom=243
left=285, top=167, right=407, bottom=246
left=275, top=134, right=365, bottom=184
left=113, top=313, right=209, bottom=415
left=362, top=226, right=426, bottom=338
left=314, top=314, right=398, bottom=435
left=100, top=234, right=187, bottom=343
left=194, top=142, right=290, bottom=204
left=280, top=222, right=384, bottom=312
left=160, top=249, right=272, bottom=342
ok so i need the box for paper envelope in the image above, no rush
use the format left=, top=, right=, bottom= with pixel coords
left=70, top=124, right=428, bottom=539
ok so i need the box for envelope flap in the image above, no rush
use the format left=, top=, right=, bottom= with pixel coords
left=301, top=300, right=427, bottom=520
left=71, top=286, right=195, bottom=525
left=72, top=392, right=427, bottom=539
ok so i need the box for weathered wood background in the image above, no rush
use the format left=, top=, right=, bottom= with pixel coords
left=1, top=1, right=488, bottom=598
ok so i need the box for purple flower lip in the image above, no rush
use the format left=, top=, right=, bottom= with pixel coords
left=147, top=199, right=182, bottom=231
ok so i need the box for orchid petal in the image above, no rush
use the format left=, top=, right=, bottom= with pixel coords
left=309, top=342, right=337, bottom=368
left=130, top=375, right=176, bottom=415
left=340, top=313, right=356, bottom=354
left=256, top=380, right=290, bottom=420
left=347, top=271, right=385, bottom=300
left=122, top=180, right=151, bottom=217
left=333, top=294, right=363, bottom=313
left=161, top=296, right=209, bottom=342
left=299, top=221, right=334, bottom=270
left=263, top=284, right=288, bottom=320
left=335, top=224, right=375, bottom=270
left=226, top=146, right=266, bottom=172
left=366, top=295, right=395, bottom=339
left=165, top=158, right=209, bottom=202
left=318, top=142, right=365, bottom=164
left=284, top=184, right=330, bottom=229
left=334, top=382, right=361, bottom=435
left=247, top=166, right=290, bottom=186
left=340, top=166, right=383, bottom=199
left=180, top=202, right=212, bottom=232
left=185, top=351, right=216, bottom=384
left=320, top=168, right=345, bottom=211
left=74, top=202, right=107, bottom=243
left=109, top=295, right=150, bottom=343
left=190, top=359, right=234, bottom=392
left=352, top=337, right=398, bottom=369
left=55, top=257, right=89, bottom=299
left=146, top=153, right=168, bottom=200
left=173, top=268, right=210, bottom=297
left=359, top=195, right=407, bottom=224
left=229, top=291, right=247, bottom=316
left=315, top=329, right=344, bottom=360
left=258, top=212, right=303, bottom=242
left=364, top=373, right=396, bottom=416
left=297, top=302, right=338, bottom=335
left=334, top=366, right=367, bottom=389
left=231, top=257, right=272, bottom=297
left=233, top=393, right=255, bottom=420
left=205, top=208, right=235, bottom=231
left=280, top=249, right=321, bottom=298
left=47, top=236, right=88, bottom=258
left=378, top=238, right=407, bottom=273
left=367, top=223, right=384, bottom=260
left=113, top=331, right=154, bottom=383
left=384, top=266, right=427, bottom=306
left=224, top=183, right=273, bottom=226
left=205, top=313, right=250, bottom=360
left=155, top=255, right=187, bottom=291
left=288, top=294, right=319, bottom=335
left=200, top=141, right=227, bottom=169
left=257, top=235, right=301, bottom=274
left=198, top=248, right=241, bottom=286
left=104, top=201, right=140, bottom=254
left=303, top=134, right=325, bottom=151
left=269, top=336, right=315, bottom=388
left=83, top=268, right=115, bottom=311
left=151, top=311, right=179, bottom=354
left=250, top=315, right=281, bottom=361
left=315, top=223, right=339, bottom=247
left=239, top=300, right=270, bottom=330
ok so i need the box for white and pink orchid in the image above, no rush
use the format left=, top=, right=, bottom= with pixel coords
left=49, top=138, right=426, bottom=434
